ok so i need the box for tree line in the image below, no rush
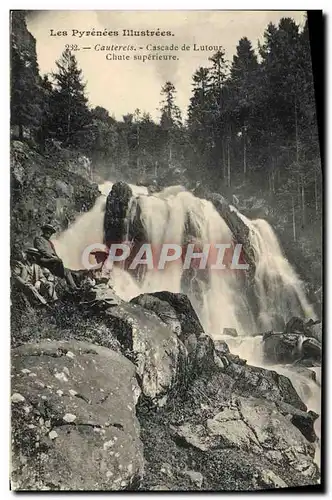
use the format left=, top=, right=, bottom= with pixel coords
left=11, top=12, right=322, bottom=238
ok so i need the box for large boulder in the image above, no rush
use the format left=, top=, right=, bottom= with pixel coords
left=171, top=394, right=317, bottom=475
left=130, top=292, right=217, bottom=381
left=104, top=301, right=187, bottom=404
left=210, top=350, right=307, bottom=411
left=263, top=333, right=321, bottom=366
left=284, top=317, right=322, bottom=342
left=302, top=338, right=322, bottom=365
left=130, top=294, right=181, bottom=336
left=105, top=294, right=220, bottom=404
left=11, top=340, right=144, bottom=491
left=138, top=361, right=319, bottom=491
left=145, top=291, right=205, bottom=340
left=308, top=323, right=322, bottom=342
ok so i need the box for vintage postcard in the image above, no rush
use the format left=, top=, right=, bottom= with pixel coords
left=10, top=10, right=322, bottom=491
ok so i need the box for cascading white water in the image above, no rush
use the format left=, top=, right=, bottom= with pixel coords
left=53, top=182, right=148, bottom=270
left=54, top=181, right=320, bottom=465
left=121, top=189, right=256, bottom=335
left=230, top=206, right=316, bottom=331
left=250, top=218, right=315, bottom=330
left=54, top=183, right=317, bottom=335
left=54, top=195, right=107, bottom=270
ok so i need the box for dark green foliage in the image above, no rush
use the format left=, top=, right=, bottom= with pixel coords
left=48, top=49, right=91, bottom=146
left=159, top=81, right=184, bottom=173
left=11, top=12, right=321, bottom=241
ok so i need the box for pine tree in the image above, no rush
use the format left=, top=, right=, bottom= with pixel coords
left=207, top=49, right=229, bottom=183
left=188, top=67, right=211, bottom=128
left=228, top=37, right=259, bottom=178
left=256, top=20, right=300, bottom=192
left=187, top=67, right=214, bottom=172
left=160, top=82, right=182, bottom=127
left=208, top=50, right=228, bottom=96
left=159, top=82, right=182, bottom=164
left=139, top=113, right=163, bottom=178
left=49, top=49, right=91, bottom=146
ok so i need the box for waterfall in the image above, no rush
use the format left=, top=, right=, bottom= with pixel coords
left=54, top=183, right=316, bottom=336
left=54, top=182, right=320, bottom=463
left=121, top=189, right=255, bottom=335
left=249, top=217, right=315, bottom=330
left=53, top=182, right=148, bottom=270
left=54, top=195, right=107, bottom=270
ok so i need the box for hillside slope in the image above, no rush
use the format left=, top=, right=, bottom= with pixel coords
left=11, top=140, right=99, bottom=249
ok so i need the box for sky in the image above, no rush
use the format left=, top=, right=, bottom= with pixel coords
left=27, top=10, right=306, bottom=121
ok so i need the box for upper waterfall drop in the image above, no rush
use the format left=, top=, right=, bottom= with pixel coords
left=53, top=195, right=106, bottom=270
left=52, top=181, right=149, bottom=270
left=248, top=217, right=315, bottom=330
left=53, top=181, right=316, bottom=337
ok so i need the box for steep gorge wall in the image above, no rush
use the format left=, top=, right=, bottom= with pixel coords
left=11, top=141, right=99, bottom=249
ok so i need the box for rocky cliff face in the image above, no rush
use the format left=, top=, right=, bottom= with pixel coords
left=11, top=140, right=99, bottom=248
left=11, top=11, right=36, bottom=56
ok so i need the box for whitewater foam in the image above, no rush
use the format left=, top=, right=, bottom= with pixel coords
left=54, top=181, right=320, bottom=464
left=54, top=183, right=316, bottom=336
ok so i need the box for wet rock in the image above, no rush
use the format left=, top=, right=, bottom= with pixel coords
left=263, top=332, right=321, bottom=366
left=263, top=333, right=301, bottom=364
left=206, top=192, right=256, bottom=280
left=104, top=181, right=133, bottom=245
left=11, top=340, right=143, bottom=491
left=285, top=317, right=322, bottom=342
left=221, top=359, right=306, bottom=410
left=284, top=316, right=307, bottom=334
left=213, top=340, right=230, bottom=356
left=239, top=196, right=270, bottom=219
left=223, top=328, right=238, bottom=338
left=302, top=337, right=321, bottom=363
left=308, top=323, right=322, bottom=342
left=288, top=408, right=318, bottom=443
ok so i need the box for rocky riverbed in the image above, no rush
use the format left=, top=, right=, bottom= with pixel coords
left=11, top=290, right=320, bottom=491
